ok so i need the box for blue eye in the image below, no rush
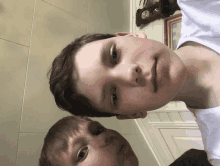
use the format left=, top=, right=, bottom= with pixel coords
left=77, top=146, right=88, bottom=162
left=110, top=44, right=118, bottom=65
left=111, top=87, right=117, bottom=107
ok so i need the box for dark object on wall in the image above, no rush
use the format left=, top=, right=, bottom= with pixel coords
left=136, top=0, right=180, bottom=27
left=169, top=149, right=212, bottom=166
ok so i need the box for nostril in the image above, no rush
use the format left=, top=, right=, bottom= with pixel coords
left=136, top=78, right=141, bottom=84
left=136, top=66, right=142, bottom=74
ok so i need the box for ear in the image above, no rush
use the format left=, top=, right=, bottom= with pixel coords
left=115, top=32, right=133, bottom=36
left=116, top=112, right=147, bottom=120
left=115, top=32, right=147, bottom=39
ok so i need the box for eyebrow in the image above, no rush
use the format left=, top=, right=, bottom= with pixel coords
left=100, top=40, right=114, bottom=67
left=101, top=43, right=108, bottom=67
left=73, top=136, right=89, bottom=145
left=100, top=41, right=115, bottom=112
left=72, top=121, right=100, bottom=147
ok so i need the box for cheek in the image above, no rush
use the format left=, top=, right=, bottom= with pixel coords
left=87, top=149, right=119, bottom=166
left=122, top=88, right=146, bottom=102
left=120, top=88, right=150, bottom=110
left=120, top=88, right=164, bottom=111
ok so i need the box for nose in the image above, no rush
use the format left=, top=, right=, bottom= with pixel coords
left=109, top=64, right=143, bottom=86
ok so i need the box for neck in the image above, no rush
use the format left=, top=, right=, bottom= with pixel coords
left=171, top=47, right=214, bottom=108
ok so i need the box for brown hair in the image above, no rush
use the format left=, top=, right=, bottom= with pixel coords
left=47, top=34, right=120, bottom=117
left=39, top=116, right=90, bottom=166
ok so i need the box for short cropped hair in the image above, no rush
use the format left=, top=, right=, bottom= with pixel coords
left=47, top=34, right=120, bottom=117
left=39, top=116, right=90, bottom=166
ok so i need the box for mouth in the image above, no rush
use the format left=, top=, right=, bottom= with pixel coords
left=153, top=58, right=158, bottom=93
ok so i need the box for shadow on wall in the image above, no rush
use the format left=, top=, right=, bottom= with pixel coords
left=0, top=3, right=3, bottom=13
left=0, top=2, right=6, bottom=37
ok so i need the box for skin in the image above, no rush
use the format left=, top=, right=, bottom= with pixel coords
left=73, top=32, right=187, bottom=118
left=61, top=119, right=138, bottom=166
left=73, top=32, right=220, bottom=119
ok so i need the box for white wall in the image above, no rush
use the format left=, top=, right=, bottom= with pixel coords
left=0, top=0, right=158, bottom=165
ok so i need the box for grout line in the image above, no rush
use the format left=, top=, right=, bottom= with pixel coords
left=15, top=0, right=37, bottom=165
left=87, top=0, right=89, bottom=33
left=130, top=0, right=133, bottom=32
left=0, top=38, right=29, bottom=47
left=19, top=132, right=47, bottom=134
left=41, top=0, right=87, bottom=23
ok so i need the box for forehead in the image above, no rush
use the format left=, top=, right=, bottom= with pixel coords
left=69, top=118, right=92, bottom=136
left=74, top=38, right=107, bottom=81
left=67, top=120, right=90, bottom=146
left=73, top=39, right=110, bottom=110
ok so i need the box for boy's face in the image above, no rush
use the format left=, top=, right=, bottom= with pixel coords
left=62, top=119, right=138, bottom=166
left=74, top=35, right=187, bottom=117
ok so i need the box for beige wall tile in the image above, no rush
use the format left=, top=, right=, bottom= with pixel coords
left=20, top=0, right=87, bottom=132
left=0, top=39, right=28, bottom=165
left=1, top=130, right=19, bottom=166
left=32, top=0, right=87, bottom=47
left=0, top=0, right=35, bottom=46
left=16, top=133, right=46, bottom=166
left=87, top=21, right=110, bottom=34
left=42, top=0, right=88, bottom=21
left=88, top=0, right=130, bottom=33
left=123, top=134, right=159, bottom=166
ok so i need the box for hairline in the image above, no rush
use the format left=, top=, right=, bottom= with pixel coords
left=70, top=37, right=120, bottom=117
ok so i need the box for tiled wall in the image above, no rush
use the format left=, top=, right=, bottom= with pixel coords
left=0, top=0, right=158, bottom=166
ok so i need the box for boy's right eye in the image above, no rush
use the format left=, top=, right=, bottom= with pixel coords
left=77, top=146, right=89, bottom=162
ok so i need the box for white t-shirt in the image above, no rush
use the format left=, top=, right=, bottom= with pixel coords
left=187, top=105, right=220, bottom=166
left=176, top=0, right=220, bottom=165
left=176, top=0, right=220, bottom=54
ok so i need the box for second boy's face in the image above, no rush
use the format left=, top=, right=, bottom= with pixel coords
left=74, top=34, right=187, bottom=116
left=62, top=120, right=138, bottom=166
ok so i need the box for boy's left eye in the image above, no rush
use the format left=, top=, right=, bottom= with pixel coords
left=110, top=44, right=118, bottom=65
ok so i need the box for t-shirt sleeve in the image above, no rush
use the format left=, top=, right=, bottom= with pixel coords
left=187, top=105, right=220, bottom=166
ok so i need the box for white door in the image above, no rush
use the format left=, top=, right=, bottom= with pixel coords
left=135, top=101, right=204, bottom=166
left=161, top=128, right=204, bottom=159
